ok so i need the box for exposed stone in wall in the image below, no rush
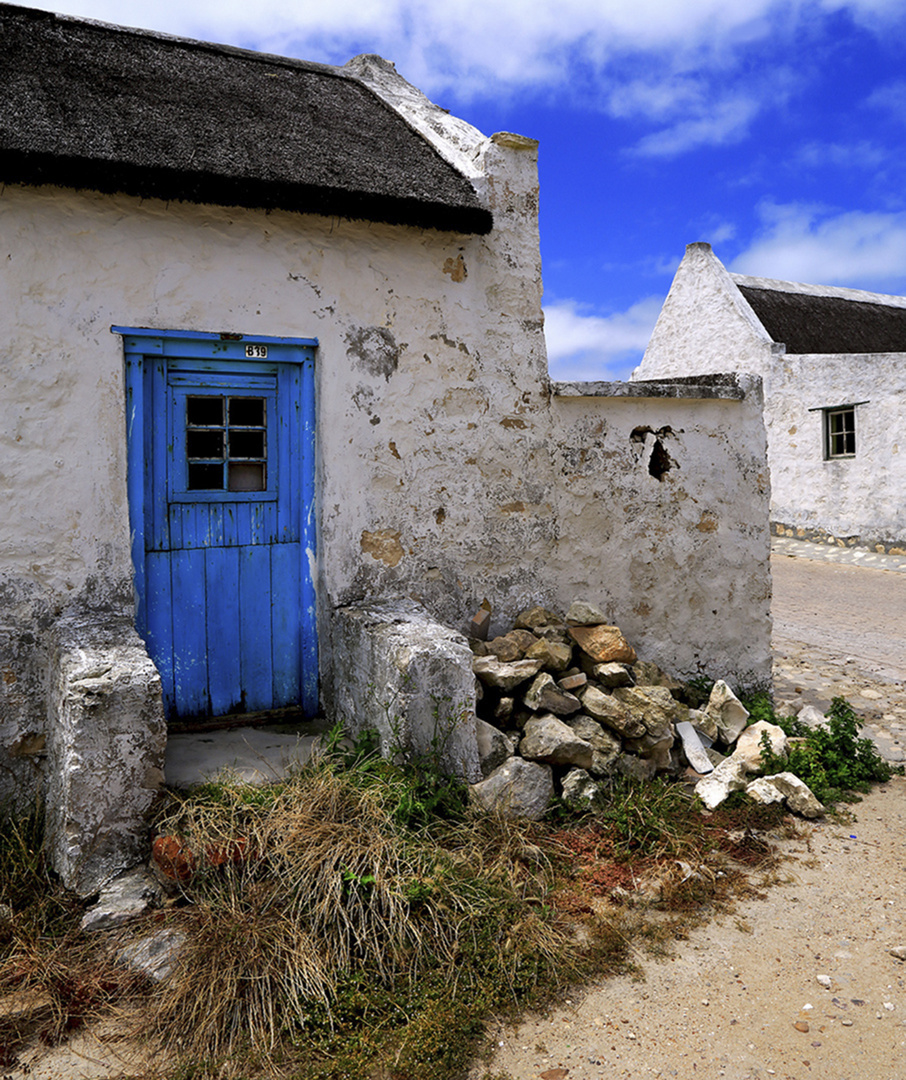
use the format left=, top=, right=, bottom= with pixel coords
left=772, top=521, right=906, bottom=557
left=45, top=612, right=166, bottom=897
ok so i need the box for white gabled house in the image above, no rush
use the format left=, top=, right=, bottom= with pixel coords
left=637, top=242, right=906, bottom=554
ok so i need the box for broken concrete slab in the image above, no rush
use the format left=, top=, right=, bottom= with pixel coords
left=329, top=599, right=482, bottom=782
left=676, top=720, right=714, bottom=774
left=45, top=615, right=166, bottom=897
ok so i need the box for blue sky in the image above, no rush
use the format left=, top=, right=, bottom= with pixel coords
left=26, top=0, right=906, bottom=379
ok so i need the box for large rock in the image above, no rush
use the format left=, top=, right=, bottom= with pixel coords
left=566, top=714, right=622, bottom=754
left=561, top=768, right=604, bottom=811
left=631, top=661, right=683, bottom=692
left=565, top=600, right=609, bottom=626
left=524, top=638, right=573, bottom=672
left=486, top=635, right=523, bottom=662
left=472, top=655, right=544, bottom=690
left=611, top=685, right=679, bottom=738
left=689, top=706, right=718, bottom=744
left=117, top=928, right=187, bottom=983
left=469, top=758, right=554, bottom=820
left=519, top=714, right=594, bottom=769
left=702, top=681, right=749, bottom=745
left=592, top=661, right=634, bottom=688
left=475, top=718, right=515, bottom=778
left=624, top=730, right=676, bottom=771
left=81, top=867, right=163, bottom=932
left=617, top=753, right=657, bottom=782
left=566, top=715, right=622, bottom=774
left=578, top=684, right=644, bottom=738
left=732, top=721, right=787, bottom=772
left=568, top=624, right=637, bottom=664
left=694, top=757, right=750, bottom=809
left=514, top=606, right=563, bottom=630
left=522, top=673, right=581, bottom=715
left=797, top=704, right=827, bottom=729
left=746, top=772, right=825, bottom=818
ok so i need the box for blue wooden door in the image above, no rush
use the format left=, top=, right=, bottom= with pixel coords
left=118, top=329, right=317, bottom=721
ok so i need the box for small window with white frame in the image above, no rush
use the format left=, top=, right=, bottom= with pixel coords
left=824, top=405, right=856, bottom=459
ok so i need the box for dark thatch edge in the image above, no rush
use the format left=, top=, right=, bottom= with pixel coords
left=2, top=150, right=494, bottom=235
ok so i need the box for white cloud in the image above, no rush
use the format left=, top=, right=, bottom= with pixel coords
left=631, top=93, right=761, bottom=157
left=794, top=140, right=889, bottom=169
left=731, top=203, right=906, bottom=288
left=543, top=297, right=662, bottom=380
left=24, top=0, right=906, bottom=106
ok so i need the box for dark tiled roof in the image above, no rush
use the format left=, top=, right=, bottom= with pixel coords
left=0, top=3, right=492, bottom=234
left=738, top=286, right=906, bottom=354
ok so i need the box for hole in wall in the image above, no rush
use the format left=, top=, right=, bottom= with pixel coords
left=629, top=425, right=676, bottom=481
left=648, top=439, right=672, bottom=481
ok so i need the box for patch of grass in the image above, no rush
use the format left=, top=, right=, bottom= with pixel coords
left=0, top=801, right=143, bottom=1066
left=0, top=730, right=808, bottom=1079
left=145, top=749, right=601, bottom=1077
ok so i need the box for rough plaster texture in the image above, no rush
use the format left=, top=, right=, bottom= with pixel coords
left=637, top=242, right=906, bottom=548
left=45, top=615, right=165, bottom=896
left=1, top=66, right=772, bottom=856
left=329, top=600, right=482, bottom=782
left=549, top=378, right=772, bottom=682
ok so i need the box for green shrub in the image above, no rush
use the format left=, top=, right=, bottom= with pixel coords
left=759, top=696, right=903, bottom=804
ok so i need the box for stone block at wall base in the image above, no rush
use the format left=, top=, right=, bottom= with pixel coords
left=328, top=599, right=482, bottom=783
left=45, top=613, right=166, bottom=897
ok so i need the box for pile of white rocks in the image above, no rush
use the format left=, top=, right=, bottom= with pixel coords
left=466, top=601, right=824, bottom=821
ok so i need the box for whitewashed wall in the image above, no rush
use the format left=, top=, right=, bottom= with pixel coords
left=767, top=354, right=906, bottom=547
left=549, top=380, right=772, bottom=681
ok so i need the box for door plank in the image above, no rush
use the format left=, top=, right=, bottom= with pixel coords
left=171, top=548, right=209, bottom=717
left=145, top=551, right=175, bottom=716
left=205, top=546, right=243, bottom=715
left=240, top=544, right=274, bottom=712
left=271, top=540, right=302, bottom=708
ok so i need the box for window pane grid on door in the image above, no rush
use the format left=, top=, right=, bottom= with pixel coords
left=186, top=394, right=267, bottom=491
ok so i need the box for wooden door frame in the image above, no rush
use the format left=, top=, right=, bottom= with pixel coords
left=115, top=326, right=319, bottom=717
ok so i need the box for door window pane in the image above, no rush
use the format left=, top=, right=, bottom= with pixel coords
left=184, top=394, right=267, bottom=491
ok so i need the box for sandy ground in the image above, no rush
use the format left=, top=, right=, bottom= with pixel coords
left=9, top=543, right=906, bottom=1079
left=478, top=777, right=906, bottom=1080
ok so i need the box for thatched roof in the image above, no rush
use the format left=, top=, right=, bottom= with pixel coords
left=736, top=283, right=906, bottom=354
left=0, top=3, right=492, bottom=234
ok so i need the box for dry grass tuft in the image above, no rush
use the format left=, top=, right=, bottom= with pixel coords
left=146, top=757, right=577, bottom=1069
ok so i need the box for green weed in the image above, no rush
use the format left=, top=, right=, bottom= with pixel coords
left=758, top=696, right=903, bottom=804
